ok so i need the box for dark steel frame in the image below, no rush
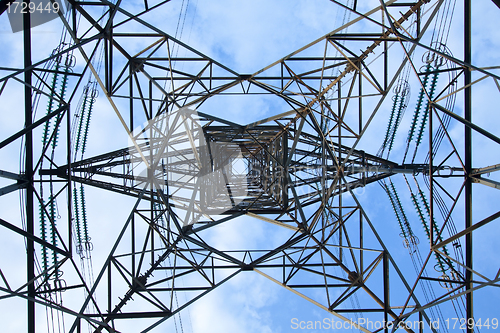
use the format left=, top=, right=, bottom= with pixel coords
left=1, top=0, right=499, bottom=332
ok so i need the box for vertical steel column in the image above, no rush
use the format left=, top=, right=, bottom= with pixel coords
left=464, top=1, right=473, bottom=332
left=383, top=251, right=389, bottom=333
left=337, top=80, right=343, bottom=262
left=130, top=66, right=136, bottom=280
left=282, top=131, right=288, bottom=208
left=23, top=3, right=35, bottom=332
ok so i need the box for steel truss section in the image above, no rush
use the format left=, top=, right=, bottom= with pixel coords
left=1, top=0, right=499, bottom=332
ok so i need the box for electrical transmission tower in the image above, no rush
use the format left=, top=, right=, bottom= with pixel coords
left=1, top=0, right=500, bottom=332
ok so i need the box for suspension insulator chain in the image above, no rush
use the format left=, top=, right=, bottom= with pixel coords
left=387, top=86, right=409, bottom=154
left=411, top=192, right=447, bottom=273
left=416, top=71, right=439, bottom=147
left=382, top=183, right=408, bottom=239
left=418, top=189, right=454, bottom=269
left=48, top=195, right=59, bottom=277
left=390, top=181, right=415, bottom=238
left=73, top=187, right=83, bottom=252
left=42, top=62, right=60, bottom=147
left=81, top=85, right=97, bottom=155
left=408, top=63, right=432, bottom=144
left=412, top=69, right=440, bottom=162
left=39, top=200, right=49, bottom=277
left=379, top=94, right=399, bottom=156
left=75, top=86, right=90, bottom=154
left=80, top=185, right=91, bottom=247
left=51, top=65, right=71, bottom=150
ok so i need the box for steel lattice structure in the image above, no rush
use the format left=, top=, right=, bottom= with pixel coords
left=1, top=0, right=500, bottom=332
